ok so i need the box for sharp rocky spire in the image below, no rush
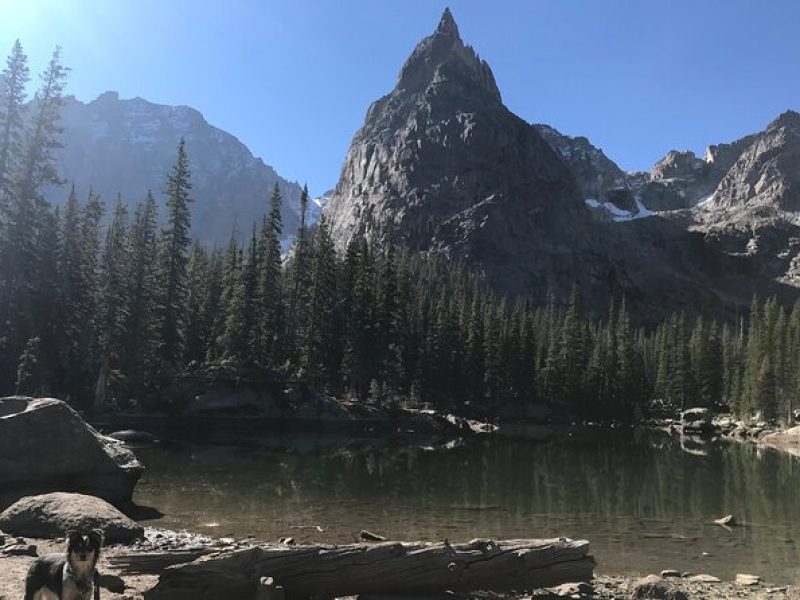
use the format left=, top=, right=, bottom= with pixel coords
left=436, top=7, right=460, bottom=38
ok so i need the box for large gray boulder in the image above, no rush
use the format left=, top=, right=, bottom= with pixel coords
left=0, top=492, right=143, bottom=543
left=681, top=407, right=715, bottom=433
left=0, top=397, right=143, bottom=503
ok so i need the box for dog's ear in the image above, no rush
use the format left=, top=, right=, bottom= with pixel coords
left=66, top=529, right=80, bottom=543
left=88, top=529, right=104, bottom=549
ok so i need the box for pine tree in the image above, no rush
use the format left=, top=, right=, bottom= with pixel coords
left=287, top=184, right=310, bottom=355
left=157, top=138, right=193, bottom=369
left=0, top=39, right=30, bottom=197
left=15, top=46, right=69, bottom=203
left=94, top=195, right=129, bottom=410
left=184, top=242, right=211, bottom=365
left=122, top=192, right=159, bottom=398
left=0, top=47, right=68, bottom=391
left=15, top=336, right=40, bottom=395
left=342, top=236, right=376, bottom=400
left=256, top=183, right=284, bottom=366
left=221, top=242, right=247, bottom=364
left=241, top=225, right=260, bottom=354
left=303, top=215, right=338, bottom=388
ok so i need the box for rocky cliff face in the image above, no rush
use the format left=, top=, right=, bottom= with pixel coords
left=326, top=9, right=607, bottom=298
left=327, top=9, right=583, bottom=248
left=533, top=123, right=761, bottom=214
left=324, top=9, right=799, bottom=317
left=46, top=92, right=310, bottom=245
left=687, top=111, right=800, bottom=287
left=704, top=111, right=800, bottom=216
left=532, top=123, right=628, bottom=204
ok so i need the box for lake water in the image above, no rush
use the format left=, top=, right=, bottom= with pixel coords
left=132, top=428, right=800, bottom=584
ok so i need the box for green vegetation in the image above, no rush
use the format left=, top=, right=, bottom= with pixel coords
left=0, top=40, right=796, bottom=422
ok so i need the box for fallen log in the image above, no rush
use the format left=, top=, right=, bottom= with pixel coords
left=142, top=537, right=594, bottom=600
left=108, top=549, right=215, bottom=574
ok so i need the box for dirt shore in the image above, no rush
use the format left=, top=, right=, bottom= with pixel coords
left=2, top=529, right=799, bottom=600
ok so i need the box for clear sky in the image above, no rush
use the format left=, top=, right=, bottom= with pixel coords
left=1, top=0, right=798, bottom=195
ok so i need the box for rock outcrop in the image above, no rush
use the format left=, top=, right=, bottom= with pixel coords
left=533, top=123, right=628, bottom=204
left=0, top=397, right=143, bottom=503
left=327, top=9, right=584, bottom=260
left=705, top=111, right=800, bottom=215
left=325, top=9, right=633, bottom=303
left=324, top=9, right=798, bottom=317
left=0, top=492, right=143, bottom=544
left=45, top=92, right=315, bottom=246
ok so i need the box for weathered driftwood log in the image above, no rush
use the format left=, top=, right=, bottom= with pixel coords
left=142, top=538, right=594, bottom=600
left=108, top=549, right=213, bottom=574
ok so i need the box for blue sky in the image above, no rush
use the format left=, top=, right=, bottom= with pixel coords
left=2, top=0, right=798, bottom=195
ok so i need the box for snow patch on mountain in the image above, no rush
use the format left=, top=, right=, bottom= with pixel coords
left=585, top=197, right=655, bottom=222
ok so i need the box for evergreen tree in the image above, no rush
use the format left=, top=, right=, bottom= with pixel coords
left=303, top=215, right=338, bottom=388
left=15, top=336, right=41, bottom=395
left=287, top=184, right=310, bottom=355
left=184, top=242, right=211, bottom=365
left=157, top=138, right=193, bottom=369
left=15, top=46, right=69, bottom=202
left=0, top=39, right=29, bottom=197
left=0, top=47, right=68, bottom=390
left=94, top=195, right=129, bottom=410
left=256, top=183, right=284, bottom=366
left=122, top=192, right=159, bottom=399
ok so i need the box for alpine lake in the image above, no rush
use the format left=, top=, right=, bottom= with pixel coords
left=131, top=427, right=800, bottom=584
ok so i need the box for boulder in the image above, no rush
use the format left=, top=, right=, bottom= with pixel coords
left=0, top=397, right=143, bottom=502
left=680, top=408, right=715, bottom=433
left=629, top=575, right=688, bottom=600
left=2, top=542, right=38, bottom=556
left=736, top=574, right=760, bottom=586
left=548, top=581, right=593, bottom=597
left=98, top=573, right=126, bottom=593
left=0, top=492, right=143, bottom=544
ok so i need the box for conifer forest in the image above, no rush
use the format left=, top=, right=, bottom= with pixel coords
left=0, top=41, right=797, bottom=424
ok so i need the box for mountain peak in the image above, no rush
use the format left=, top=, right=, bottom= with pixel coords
left=395, top=7, right=499, bottom=102
left=768, top=109, right=800, bottom=132
left=435, top=7, right=460, bottom=38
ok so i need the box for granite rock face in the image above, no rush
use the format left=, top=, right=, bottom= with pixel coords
left=688, top=111, right=800, bottom=287
left=705, top=111, right=800, bottom=215
left=0, top=397, right=143, bottom=503
left=533, top=123, right=628, bottom=204
left=325, top=9, right=800, bottom=318
left=325, top=11, right=788, bottom=319
left=0, top=492, right=143, bottom=544
left=327, top=9, right=582, bottom=251
left=45, top=92, right=314, bottom=246
left=326, top=9, right=614, bottom=301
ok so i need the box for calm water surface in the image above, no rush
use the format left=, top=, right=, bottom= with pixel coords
left=132, top=429, right=800, bottom=583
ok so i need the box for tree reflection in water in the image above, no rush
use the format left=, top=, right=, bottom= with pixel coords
left=133, top=430, right=800, bottom=583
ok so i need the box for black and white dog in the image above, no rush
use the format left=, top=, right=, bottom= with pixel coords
left=24, top=530, right=103, bottom=600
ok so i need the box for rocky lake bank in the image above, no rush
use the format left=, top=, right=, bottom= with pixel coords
left=1, top=526, right=797, bottom=600
left=5, top=396, right=800, bottom=597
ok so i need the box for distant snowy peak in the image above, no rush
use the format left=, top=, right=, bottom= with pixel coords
left=48, top=92, right=308, bottom=244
